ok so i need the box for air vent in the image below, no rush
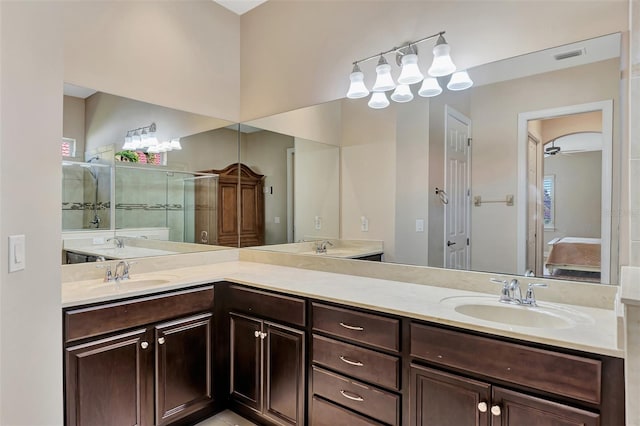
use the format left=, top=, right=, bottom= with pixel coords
left=554, top=48, right=585, bottom=61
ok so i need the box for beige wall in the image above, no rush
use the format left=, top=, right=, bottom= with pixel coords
left=294, top=138, right=340, bottom=241
left=240, top=1, right=627, bottom=120
left=84, top=91, right=233, bottom=157
left=542, top=111, right=602, bottom=144
left=632, top=1, right=640, bottom=269
left=169, top=127, right=239, bottom=172
left=0, top=2, right=64, bottom=424
left=242, top=131, right=295, bottom=244
left=64, top=1, right=240, bottom=122
left=63, top=95, right=86, bottom=158
left=544, top=151, right=603, bottom=243
left=470, top=59, right=620, bottom=274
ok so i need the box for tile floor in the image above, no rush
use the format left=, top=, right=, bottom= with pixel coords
left=194, top=409, right=258, bottom=426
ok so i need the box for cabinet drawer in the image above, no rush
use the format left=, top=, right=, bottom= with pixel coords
left=410, top=322, right=602, bottom=404
left=227, top=285, right=306, bottom=327
left=312, top=335, right=400, bottom=390
left=312, top=303, right=399, bottom=352
left=311, top=396, right=385, bottom=426
left=312, top=366, right=399, bottom=426
left=65, top=286, right=214, bottom=343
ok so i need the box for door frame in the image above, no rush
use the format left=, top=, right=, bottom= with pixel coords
left=443, top=105, right=472, bottom=269
left=286, top=147, right=295, bottom=243
left=516, top=100, right=613, bottom=283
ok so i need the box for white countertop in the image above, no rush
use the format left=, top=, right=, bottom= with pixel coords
left=61, top=260, right=622, bottom=358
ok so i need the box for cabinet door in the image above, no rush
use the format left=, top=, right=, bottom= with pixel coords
left=65, top=329, right=150, bottom=426
left=492, top=387, right=600, bottom=426
left=263, top=322, right=305, bottom=426
left=410, top=364, right=491, bottom=426
left=155, top=313, right=213, bottom=425
left=230, top=313, right=262, bottom=412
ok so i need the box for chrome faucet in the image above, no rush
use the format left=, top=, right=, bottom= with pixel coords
left=107, top=237, right=125, bottom=248
left=491, top=278, right=548, bottom=306
left=315, top=240, right=334, bottom=254
left=114, top=261, right=132, bottom=281
left=89, top=214, right=101, bottom=228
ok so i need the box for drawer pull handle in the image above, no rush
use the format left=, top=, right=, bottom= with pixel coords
left=339, top=355, right=364, bottom=367
left=340, top=390, right=364, bottom=402
left=491, top=405, right=502, bottom=416
left=477, top=402, right=488, bottom=413
left=339, top=322, right=364, bottom=331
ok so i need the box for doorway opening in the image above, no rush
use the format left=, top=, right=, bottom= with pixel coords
left=517, top=101, right=613, bottom=284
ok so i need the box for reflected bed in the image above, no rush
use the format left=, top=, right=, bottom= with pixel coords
left=545, top=237, right=601, bottom=274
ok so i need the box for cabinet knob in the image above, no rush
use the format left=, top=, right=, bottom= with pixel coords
left=260, top=332, right=267, bottom=339
left=254, top=330, right=261, bottom=338
left=491, top=405, right=502, bottom=416
left=140, top=341, right=149, bottom=349
left=477, top=402, right=488, bottom=413
left=158, top=337, right=166, bottom=345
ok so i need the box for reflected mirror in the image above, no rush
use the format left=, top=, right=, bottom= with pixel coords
left=61, top=85, right=240, bottom=263
left=247, top=33, right=622, bottom=284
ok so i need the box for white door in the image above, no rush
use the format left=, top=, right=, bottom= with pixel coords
left=444, top=106, right=471, bottom=270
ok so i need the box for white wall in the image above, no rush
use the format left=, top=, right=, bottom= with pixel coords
left=240, top=1, right=627, bottom=120
left=0, top=2, right=64, bottom=424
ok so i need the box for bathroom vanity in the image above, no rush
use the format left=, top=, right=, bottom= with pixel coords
left=61, top=255, right=624, bottom=426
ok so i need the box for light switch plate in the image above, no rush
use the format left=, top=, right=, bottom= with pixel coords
left=416, top=219, right=425, bottom=232
left=9, top=234, right=25, bottom=272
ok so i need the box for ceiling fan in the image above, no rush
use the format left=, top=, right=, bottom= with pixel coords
left=545, top=140, right=561, bottom=156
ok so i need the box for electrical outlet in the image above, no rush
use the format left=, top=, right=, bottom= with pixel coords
left=314, top=216, right=322, bottom=230
left=360, top=216, right=369, bottom=232
left=416, top=219, right=425, bottom=232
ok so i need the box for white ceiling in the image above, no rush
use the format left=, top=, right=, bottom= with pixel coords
left=214, top=0, right=267, bottom=15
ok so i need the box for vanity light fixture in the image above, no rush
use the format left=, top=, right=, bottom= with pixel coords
left=122, top=123, right=182, bottom=153
left=346, top=31, right=472, bottom=109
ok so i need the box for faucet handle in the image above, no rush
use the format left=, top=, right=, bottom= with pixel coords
left=524, top=282, right=548, bottom=306
left=490, top=278, right=512, bottom=302
left=96, top=263, right=113, bottom=282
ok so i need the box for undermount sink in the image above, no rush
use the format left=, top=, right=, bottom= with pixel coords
left=440, top=295, right=593, bottom=329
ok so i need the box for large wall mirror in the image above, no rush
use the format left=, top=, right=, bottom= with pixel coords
left=61, top=85, right=241, bottom=262
left=247, top=33, right=622, bottom=285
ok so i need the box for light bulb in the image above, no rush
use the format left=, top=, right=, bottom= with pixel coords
left=390, top=84, right=414, bottom=103
left=428, top=35, right=456, bottom=77
left=447, top=70, right=473, bottom=91
left=418, top=77, right=443, bottom=97
left=397, top=52, right=423, bottom=85
left=372, top=56, right=396, bottom=92
left=368, top=91, right=390, bottom=109
left=346, top=64, right=370, bottom=99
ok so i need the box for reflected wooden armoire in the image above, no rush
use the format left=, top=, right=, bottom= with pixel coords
left=200, top=163, right=265, bottom=247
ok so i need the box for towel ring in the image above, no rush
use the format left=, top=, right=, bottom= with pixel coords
left=435, top=187, right=449, bottom=205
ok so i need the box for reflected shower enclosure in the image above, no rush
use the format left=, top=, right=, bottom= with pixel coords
left=114, top=165, right=218, bottom=244
left=62, top=160, right=112, bottom=230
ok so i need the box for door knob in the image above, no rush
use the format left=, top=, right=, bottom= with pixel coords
left=447, top=241, right=456, bottom=246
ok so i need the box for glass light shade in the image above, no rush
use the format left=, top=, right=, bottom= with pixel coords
left=131, top=132, right=142, bottom=149
left=368, top=91, right=390, bottom=109
left=447, top=70, right=473, bottom=91
left=122, top=133, right=134, bottom=150
left=397, top=53, right=424, bottom=85
left=418, top=77, right=443, bottom=97
left=170, top=138, right=182, bottom=150
left=346, top=65, right=369, bottom=99
left=372, top=57, right=396, bottom=92
left=158, top=141, right=172, bottom=152
left=146, top=132, right=159, bottom=147
left=428, top=41, right=456, bottom=77
left=147, top=144, right=160, bottom=154
left=140, top=130, right=149, bottom=148
left=390, top=84, right=414, bottom=103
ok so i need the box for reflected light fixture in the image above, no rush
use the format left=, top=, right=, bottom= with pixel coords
left=447, top=70, right=474, bottom=91
left=121, top=122, right=182, bottom=153
left=346, top=31, right=470, bottom=109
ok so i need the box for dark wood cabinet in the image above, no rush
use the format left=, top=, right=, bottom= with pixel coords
left=410, top=364, right=600, bottom=426
left=65, top=328, right=150, bottom=426
left=64, top=286, right=216, bottom=426
left=230, top=312, right=305, bottom=426
left=155, top=313, right=213, bottom=425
